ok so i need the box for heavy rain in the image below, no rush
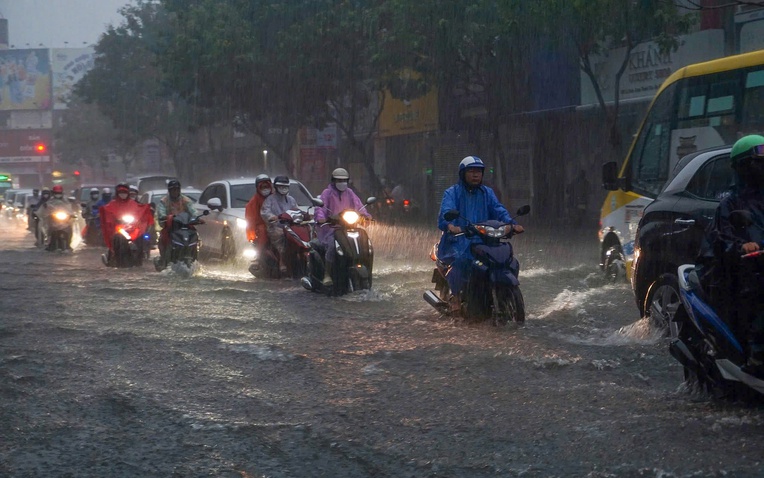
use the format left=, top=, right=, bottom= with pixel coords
left=2, top=1, right=764, bottom=477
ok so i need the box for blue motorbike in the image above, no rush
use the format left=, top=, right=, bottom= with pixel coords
left=424, top=205, right=529, bottom=325
left=670, top=248, right=764, bottom=398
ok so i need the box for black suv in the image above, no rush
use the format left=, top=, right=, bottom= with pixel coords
left=632, top=145, right=734, bottom=325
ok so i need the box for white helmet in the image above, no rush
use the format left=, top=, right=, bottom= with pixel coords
left=332, top=168, right=349, bottom=180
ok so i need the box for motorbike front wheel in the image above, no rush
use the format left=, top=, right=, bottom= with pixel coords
left=491, top=285, right=525, bottom=325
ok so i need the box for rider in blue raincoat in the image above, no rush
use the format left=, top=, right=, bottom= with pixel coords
left=437, top=156, right=523, bottom=307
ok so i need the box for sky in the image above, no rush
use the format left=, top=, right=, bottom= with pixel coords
left=0, top=0, right=131, bottom=48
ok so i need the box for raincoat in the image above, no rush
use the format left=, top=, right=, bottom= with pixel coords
left=437, top=181, right=513, bottom=296
left=245, top=193, right=269, bottom=247
left=262, top=193, right=300, bottom=254
left=315, top=184, right=370, bottom=262
left=156, top=195, right=196, bottom=251
left=36, top=197, right=74, bottom=237
left=99, top=198, right=154, bottom=250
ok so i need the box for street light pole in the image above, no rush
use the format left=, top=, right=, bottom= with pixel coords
left=263, top=150, right=268, bottom=175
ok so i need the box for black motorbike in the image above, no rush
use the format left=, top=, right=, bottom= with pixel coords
left=301, top=198, right=376, bottom=296
left=108, top=213, right=151, bottom=268
left=43, top=208, right=75, bottom=252
left=424, top=205, right=530, bottom=325
left=154, top=210, right=209, bottom=271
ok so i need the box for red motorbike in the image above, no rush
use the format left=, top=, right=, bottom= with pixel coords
left=249, top=210, right=315, bottom=279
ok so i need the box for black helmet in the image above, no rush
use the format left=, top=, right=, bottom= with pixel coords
left=273, top=176, right=290, bottom=187
left=167, top=179, right=181, bottom=190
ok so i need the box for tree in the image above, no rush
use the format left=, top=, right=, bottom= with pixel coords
left=54, top=94, right=122, bottom=172
left=535, top=0, right=694, bottom=157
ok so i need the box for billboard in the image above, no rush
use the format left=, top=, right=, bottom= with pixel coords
left=51, top=47, right=95, bottom=109
left=0, top=129, right=51, bottom=164
left=0, top=48, right=52, bottom=110
left=378, top=87, right=438, bottom=138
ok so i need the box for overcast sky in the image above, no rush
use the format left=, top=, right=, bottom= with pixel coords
left=0, top=0, right=131, bottom=48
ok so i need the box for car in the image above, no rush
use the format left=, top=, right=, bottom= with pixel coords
left=135, top=174, right=177, bottom=194
left=632, top=145, right=734, bottom=327
left=195, top=177, right=315, bottom=262
left=5, top=188, right=33, bottom=219
left=72, top=183, right=113, bottom=204
left=138, top=187, right=202, bottom=209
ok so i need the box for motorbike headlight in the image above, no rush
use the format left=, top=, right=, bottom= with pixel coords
left=53, top=211, right=70, bottom=221
left=243, top=248, right=257, bottom=259
left=121, top=214, right=135, bottom=224
left=475, top=225, right=505, bottom=238
left=341, top=210, right=360, bottom=226
left=236, top=218, right=248, bottom=229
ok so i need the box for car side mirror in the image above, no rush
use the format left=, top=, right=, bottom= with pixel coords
left=444, top=209, right=460, bottom=221
left=516, top=205, right=530, bottom=216
left=602, top=161, right=619, bottom=191
left=207, top=197, right=223, bottom=211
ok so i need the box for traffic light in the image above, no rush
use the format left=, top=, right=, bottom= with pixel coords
left=35, top=143, right=46, bottom=154
left=73, top=170, right=81, bottom=182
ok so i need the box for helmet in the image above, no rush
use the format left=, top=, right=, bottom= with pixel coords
left=167, top=179, right=181, bottom=190
left=459, top=155, right=485, bottom=173
left=255, top=174, right=271, bottom=187
left=332, top=168, right=349, bottom=180
left=115, top=183, right=130, bottom=194
left=129, top=184, right=139, bottom=193
left=52, top=185, right=64, bottom=194
left=731, top=135, right=764, bottom=168
left=102, top=187, right=111, bottom=195
left=89, top=187, right=99, bottom=193
left=273, top=175, right=290, bottom=187
left=41, top=188, right=51, bottom=197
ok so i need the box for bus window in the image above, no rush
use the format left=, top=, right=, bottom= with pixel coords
left=630, top=82, right=676, bottom=197
left=742, top=68, right=764, bottom=129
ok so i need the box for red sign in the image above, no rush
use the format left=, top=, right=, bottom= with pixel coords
left=0, top=129, right=52, bottom=163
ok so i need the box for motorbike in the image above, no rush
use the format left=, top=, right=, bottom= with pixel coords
left=669, top=238, right=764, bottom=399
left=80, top=205, right=102, bottom=246
left=43, top=208, right=75, bottom=252
left=153, top=210, right=209, bottom=271
left=248, top=209, right=316, bottom=279
left=106, top=212, right=152, bottom=267
left=423, top=205, right=530, bottom=325
left=301, top=197, right=376, bottom=296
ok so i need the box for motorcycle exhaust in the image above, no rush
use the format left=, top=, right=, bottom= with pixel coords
left=423, top=290, right=448, bottom=312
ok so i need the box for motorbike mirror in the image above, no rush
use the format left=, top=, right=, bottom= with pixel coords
left=311, top=197, right=324, bottom=207
left=202, top=209, right=210, bottom=216
left=730, top=210, right=753, bottom=228
left=207, top=197, right=223, bottom=211
left=366, top=196, right=377, bottom=205
left=444, top=209, right=460, bottom=221
left=516, top=205, right=531, bottom=217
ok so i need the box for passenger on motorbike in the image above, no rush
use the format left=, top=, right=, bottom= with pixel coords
left=437, top=156, right=523, bottom=312
left=100, top=183, right=154, bottom=266
left=94, top=187, right=112, bottom=210
left=245, top=174, right=273, bottom=260
left=261, top=175, right=302, bottom=275
left=315, top=168, right=371, bottom=287
left=82, top=188, right=101, bottom=220
left=26, top=188, right=40, bottom=231
left=36, top=185, right=74, bottom=251
left=156, top=179, right=197, bottom=268
left=128, top=184, right=139, bottom=201
left=698, top=134, right=764, bottom=377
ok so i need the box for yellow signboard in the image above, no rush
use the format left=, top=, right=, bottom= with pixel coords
left=378, top=86, right=438, bottom=138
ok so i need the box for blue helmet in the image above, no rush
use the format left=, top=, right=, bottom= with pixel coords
left=459, top=155, right=485, bottom=183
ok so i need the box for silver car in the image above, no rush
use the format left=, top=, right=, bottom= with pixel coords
left=195, top=177, right=315, bottom=262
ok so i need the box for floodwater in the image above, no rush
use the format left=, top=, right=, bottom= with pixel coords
left=1, top=215, right=763, bottom=477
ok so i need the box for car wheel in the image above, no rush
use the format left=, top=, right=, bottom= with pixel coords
left=220, top=229, right=236, bottom=262
left=644, top=273, right=680, bottom=331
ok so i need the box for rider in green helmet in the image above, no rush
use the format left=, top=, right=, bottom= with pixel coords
left=700, top=134, right=764, bottom=377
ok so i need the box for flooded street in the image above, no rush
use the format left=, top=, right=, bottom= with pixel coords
left=1, top=217, right=763, bottom=477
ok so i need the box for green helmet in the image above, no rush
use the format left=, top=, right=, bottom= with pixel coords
left=730, top=134, right=764, bottom=167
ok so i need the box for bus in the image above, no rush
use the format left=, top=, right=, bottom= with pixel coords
left=599, top=49, right=764, bottom=281
left=0, top=173, right=12, bottom=202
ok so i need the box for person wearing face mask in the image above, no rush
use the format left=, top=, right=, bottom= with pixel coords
left=128, top=184, right=139, bottom=201
left=245, top=174, right=273, bottom=261
left=36, top=185, right=75, bottom=251
left=99, top=183, right=154, bottom=265
left=261, top=175, right=301, bottom=275
left=154, top=179, right=196, bottom=269
left=314, top=168, right=371, bottom=287
left=697, top=135, right=764, bottom=377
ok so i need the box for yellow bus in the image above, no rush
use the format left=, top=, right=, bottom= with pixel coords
left=599, top=49, right=764, bottom=281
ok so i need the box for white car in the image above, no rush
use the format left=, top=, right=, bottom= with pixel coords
left=195, top=177, right=315, bottom=261
left=138, top=187, right=202, bottom=209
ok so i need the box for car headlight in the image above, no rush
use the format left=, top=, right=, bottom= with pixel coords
left=121, top=214, right=135, bottom=224
left=341, top=210, right=360, bottom=226
left=236, top=218, right=248, bottom=229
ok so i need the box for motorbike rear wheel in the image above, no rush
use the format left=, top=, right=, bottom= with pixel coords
left=491, top=285, right=525, bottom=325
